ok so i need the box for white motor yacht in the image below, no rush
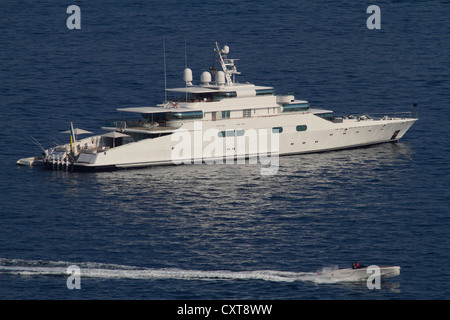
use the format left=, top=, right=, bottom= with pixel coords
left=18, top=42, right=417, bottom=172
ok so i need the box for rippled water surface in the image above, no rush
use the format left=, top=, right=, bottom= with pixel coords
left=1, top=1, right=449, bottom=299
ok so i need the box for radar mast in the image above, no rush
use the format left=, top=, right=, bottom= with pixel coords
left=214, top=42, right=241, bottom=86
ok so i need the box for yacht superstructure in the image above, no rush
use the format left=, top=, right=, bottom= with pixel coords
left=18, top=43, right=417, bottom=172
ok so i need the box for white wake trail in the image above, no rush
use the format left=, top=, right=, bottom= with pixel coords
left=0, top=258, right=339, bottom=284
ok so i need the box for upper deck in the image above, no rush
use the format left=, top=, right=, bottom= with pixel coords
left=109, top=43, right=317, bottom=132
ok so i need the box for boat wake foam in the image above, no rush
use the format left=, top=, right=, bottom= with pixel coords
left=0, top=258, right=346, bottom=284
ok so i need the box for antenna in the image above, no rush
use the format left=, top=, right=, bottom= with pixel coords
left=184, top=37, right=188, bottom=69
left=185, top=38, right=188, bottom=102
left=163, top=37, right=167, bottom=102
left=214, top=42, right=239, bottom=86
left=29, top=135, right=46, bottom=153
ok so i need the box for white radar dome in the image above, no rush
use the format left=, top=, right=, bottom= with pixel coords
left=216, top=71, right=225, bottom=85
left=183, top=68, right=193, bottom=85
left=201, top=71, right=212, bottom=85
left=222, top=45, right=230, bottom=54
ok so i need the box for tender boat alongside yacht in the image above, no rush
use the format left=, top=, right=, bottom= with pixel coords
left=17, top=42, right=417, bottom=172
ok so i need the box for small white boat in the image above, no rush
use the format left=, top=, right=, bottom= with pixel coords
left=319, top=265, right=400, bottom=281
left=16, top=156, right=45, bottom=167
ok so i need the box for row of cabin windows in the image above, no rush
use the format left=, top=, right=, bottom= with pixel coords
left=272, top=125, right=308, bottom=133
left=172, top=89, right=274, bottom=103
left=218, top=129, right=245, bottom=137
left=212, top=89, right=275, bottom=99
left=217, top=89, right=275, bottom=98
left=243, top=109, right=252, bottom=118
left=282, top=103, right=310, bottom=112
left=214, top=108, right=277, bottom=120
left=221, top=109, right=332, bottom=121
left=315, top=112, right=335, bottom=121
left=152, top=108, right=318, bottom=122
left=218, top=125, right=308, bottom=137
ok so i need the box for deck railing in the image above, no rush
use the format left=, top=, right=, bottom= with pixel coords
left=338, top=111, right=415, bottom=120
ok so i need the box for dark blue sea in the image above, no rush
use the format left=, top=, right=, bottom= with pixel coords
left=1, top=0, right=449, bottom=304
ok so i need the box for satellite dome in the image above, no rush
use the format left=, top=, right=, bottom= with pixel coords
left=201, top=71, right=211, bottom=85
left=183, top=68, right=193, bottom=85
left=216, top=71, right=225, bottom=85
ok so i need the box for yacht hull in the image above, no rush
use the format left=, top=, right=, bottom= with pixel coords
left=70, top=116, right=416, bottom=171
